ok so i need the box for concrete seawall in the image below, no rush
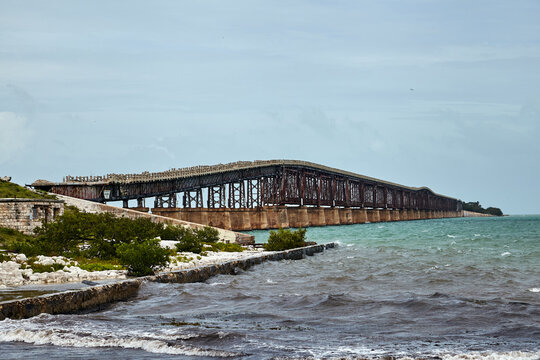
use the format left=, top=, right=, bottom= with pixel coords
left=463, top=210, right=494, bottom=217
left=0, top=243, right=335, bottom=320
left=153, top=206, right=464, bottom=231
left=0, top=279, right=142, bottom=320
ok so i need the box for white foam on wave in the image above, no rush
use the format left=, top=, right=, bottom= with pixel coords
left=0, top=319, right=238, bottom=357
left=440, top=350, right=540, bottom=360
left=528, top=287, right=540, bottom=293
left=500, top=252, right=511, bottom=257
left=447, top=235, right=456, bottom=238
left=209, top=282, right=227, bottom=286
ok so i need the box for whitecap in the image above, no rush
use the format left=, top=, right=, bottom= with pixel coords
left=500, top=252, right=511, bottom=257
left=209, top=282, right=227, bottom=286
left=528, top=288, right=540, bottom=293
left=266, top=279, right=275, bottom=284
left=447, top=235, right=456, bottom=238
left=441, top=350, right=540, bottom=360
left=0, top=327, right=239, bottom=357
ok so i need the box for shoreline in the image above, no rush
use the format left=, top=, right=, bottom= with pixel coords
left=0, top=245, right=274, bottom=290
left=0, top=243, right=335, bottom=320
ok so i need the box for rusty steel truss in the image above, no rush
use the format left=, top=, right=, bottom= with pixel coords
left=32, top=160, right=462, bottom=211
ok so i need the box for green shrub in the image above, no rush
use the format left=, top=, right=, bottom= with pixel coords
left=116, top=239, right=169, bottom=276
left=0, top=252, right=11, bottom=262
left=174, top=226, right=221, bottom=253
left=160, top=224, right=187, bottom=240
left=175, top=229, right=203, bottom=254
left=32, top=208, right=168, bottom=258
left=263, top=228, right=308, bottom=251
left=33, top=207, right=89, bottom=255
left=195, top=226, right=219, bottom=243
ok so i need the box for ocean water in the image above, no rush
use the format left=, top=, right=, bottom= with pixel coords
left=1, top=215, right=539, bottom=359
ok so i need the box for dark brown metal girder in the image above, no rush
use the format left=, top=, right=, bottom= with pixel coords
left=37, top=162, right=461, bottom=212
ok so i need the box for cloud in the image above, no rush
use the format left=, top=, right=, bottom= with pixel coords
left=0, top=112, right=31, bottom=164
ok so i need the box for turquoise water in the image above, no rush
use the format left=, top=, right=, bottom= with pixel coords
left=250, top=215, right=540, bottom=303
left=0, top=216, right=539, bottom=359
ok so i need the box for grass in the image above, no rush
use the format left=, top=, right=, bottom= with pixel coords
left=73, top=257, right=124, bottom=271
left=0, top=181, right=56, bottom=200
left=0, top=227, right=35, bottom=248
left=206, top=242, right=245, bottom=252
left=0, top=252, right=11, bottom=262
left=28, top=263, right=65, bottom=273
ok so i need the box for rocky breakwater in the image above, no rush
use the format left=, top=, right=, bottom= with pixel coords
left=0, top=243, right=335, bottom=320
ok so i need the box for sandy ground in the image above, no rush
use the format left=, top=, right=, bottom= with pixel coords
left=0, top=242, right=273, bottom=288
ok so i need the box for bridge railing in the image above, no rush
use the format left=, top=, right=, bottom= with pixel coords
left=63, top=160, right=287, bottom=184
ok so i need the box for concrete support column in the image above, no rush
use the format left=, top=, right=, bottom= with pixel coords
left=324, top=208, right=340, bottom=226
left=379, top=209, right=391, bottom=222
left=399, top=209, right=408, bottom=221
left=339, top=208, right=353, bottom=225
left=390, top=210, right=400, bottom=221
left=249, top=208, right=268, bottom=230
left=287, top=207, right=309, bottom=228
left=266, top=207, right=280, bottom=229
left=367, top=209, right=380, bottom=223
left=229, top=210, right=252, bottom=231
left=352, top=209, right=368, bottom=223
left=207, top=209, right=232, bottom=230
left=308, top=208, right=326, bottom=226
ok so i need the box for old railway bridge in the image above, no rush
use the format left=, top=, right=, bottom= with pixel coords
left=32, top=160, right=463, bottom=231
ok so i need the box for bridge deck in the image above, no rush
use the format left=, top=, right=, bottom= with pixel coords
left=32, top=160, right=461, bottom=212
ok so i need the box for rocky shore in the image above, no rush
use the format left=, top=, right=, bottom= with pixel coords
left=0, top=243, right=273, bottom=288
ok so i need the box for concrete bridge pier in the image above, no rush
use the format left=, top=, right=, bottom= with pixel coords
left=150, top=206, right=463, bottom=231
left=367, top=209, right=381, bottom=223
left=306, top=208, right=324, bottom=226
left=399, top=209, right=408, bottom=221
left=352, top=209, right=368, bottom=223
left=339, top=208, right=353, bottom=225
left=324, top=208, right=340, bottom=226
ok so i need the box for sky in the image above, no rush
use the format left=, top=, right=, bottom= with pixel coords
left=1, top=0, right=539, bottom=214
